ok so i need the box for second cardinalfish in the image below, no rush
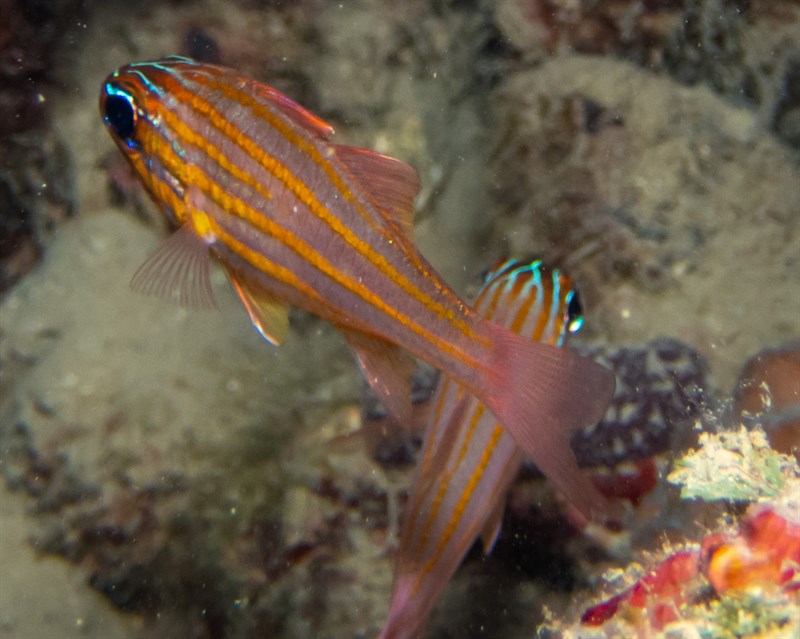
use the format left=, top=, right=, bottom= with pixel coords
left=99, top=56, right=615, bottom=517
left=381, top=258, right=589, bottom=639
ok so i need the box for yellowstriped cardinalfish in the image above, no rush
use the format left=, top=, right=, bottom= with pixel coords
left=98, top=57, right=615, bottom=517
left=381, top=258, right=588, bottom=639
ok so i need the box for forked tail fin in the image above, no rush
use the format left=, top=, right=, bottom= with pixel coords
left=480, top=323, right=616, bottom=520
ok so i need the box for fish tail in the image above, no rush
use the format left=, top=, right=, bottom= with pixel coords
left=379, top=575, right=426, bottom=639
left=479, top=323, right=616, bottom=519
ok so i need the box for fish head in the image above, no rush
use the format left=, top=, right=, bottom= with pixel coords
left=99, top=56, right=203, bottom=227
left=476, top=257, right=584, bottom=345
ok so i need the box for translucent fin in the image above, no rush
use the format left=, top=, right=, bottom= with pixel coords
left=482, top=326, right=616, bottom=520
left=130, top=224, right=216, bottom=310
left=225, top=265, right=289, bottom=346
left=480, top=498, right=506, bottom=555
left=340, top=327, right=415, bottom=429
left=252, top=82, right=335, bottom=139
left=334, top=144, right=420, bottom=236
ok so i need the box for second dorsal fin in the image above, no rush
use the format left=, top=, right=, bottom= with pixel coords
left=334, top=144, right=420, bottom=236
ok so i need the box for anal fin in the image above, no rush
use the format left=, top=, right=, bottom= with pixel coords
left=340, top=327, right=415, bottom=429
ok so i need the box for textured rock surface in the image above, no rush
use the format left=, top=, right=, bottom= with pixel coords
left=489, top=55, right=800, bottom=389
left=0, top=212, right=383, bottom=638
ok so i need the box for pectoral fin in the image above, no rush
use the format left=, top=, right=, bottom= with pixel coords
left=340, top=327, right=415, bottom=429
left=226, top=266, right=289, bottom=346
left=130, top=223, right=216, bottom=310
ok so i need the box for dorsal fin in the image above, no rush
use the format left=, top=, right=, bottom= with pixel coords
left=251, top=82, right=335, bottom=140
left=334, top=144, right=420, bottom=236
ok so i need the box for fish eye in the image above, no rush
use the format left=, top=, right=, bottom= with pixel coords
left=102, top=85, right=138, bottom=147
left=566, top=290, right=584, bottom=334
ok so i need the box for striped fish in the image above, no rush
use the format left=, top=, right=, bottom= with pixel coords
left=381, top=258, right=586, bottom=639
left=99, top=57, right=614, bottom=517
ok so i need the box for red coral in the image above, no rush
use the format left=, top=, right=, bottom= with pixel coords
left=701, top=507, right=800, bottom=594
left=582, top=506, right=800, bottom=629
left=581, top=549, right=699, bottom=628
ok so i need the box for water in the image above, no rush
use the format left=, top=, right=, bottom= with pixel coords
left=1, top=2, right=798, bottom=638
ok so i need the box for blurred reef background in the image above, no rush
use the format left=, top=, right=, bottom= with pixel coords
left=0, top=1, right=798, bottom=638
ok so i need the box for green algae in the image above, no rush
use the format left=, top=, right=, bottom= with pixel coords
left=667, top=427, right=794, bottom=502
left=702, top=591, right=797, bottom=639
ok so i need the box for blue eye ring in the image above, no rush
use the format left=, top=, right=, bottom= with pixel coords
left=102, top=84, right=139, bottom=149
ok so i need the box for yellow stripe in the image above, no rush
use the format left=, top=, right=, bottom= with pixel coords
left=146, top=119, right=483, bottom=368
left=418, top=378, right=460, bottom=478
left=164, top=72, right=485, bottom=345
left=510, top=289, right=536, bottom=334
left=210, top=223, right=329, bottom=308
left=159, top=106, right=273, bottom=205
left=405, top=265, right=570, bottom=596
left=412, top=403, right=485, bottom=563
left=413, top=421, right=505, bottom=595
left=201, top=70, right=387, bottom=230
left=480, top=279, right=508, bottom=319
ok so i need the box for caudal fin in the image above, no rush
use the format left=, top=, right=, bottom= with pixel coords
left=481, top=324, right=616, bottom=519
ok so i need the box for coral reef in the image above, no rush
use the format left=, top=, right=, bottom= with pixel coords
left=545, top=429, right=800, bottom=639
left=493, top=0, right=800, bottom=145
left=489, top=55, right=800, bottom=390
left=668, top=427, right=790, bottom=502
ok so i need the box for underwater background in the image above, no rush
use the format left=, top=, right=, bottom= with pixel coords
left=0, top=1, right=798, bottom=638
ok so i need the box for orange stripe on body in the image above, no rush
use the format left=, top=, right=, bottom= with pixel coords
left=155, top=70, right=485, bottom=346
left=145, top=118, right=483, bottom=368
left=407, top=266, right=558, bottom=595
left=409, top=273, right=525, bottom=556
left=200, top=71, right=400, bottom=234
left=412, top=403, right=485, bottom=563
left=158, top=106, right=274, bottom=205
left=479, top=278, right=509, bottom=320
left=510, top=287, right=537, bottom=334
left=210, top=221, right=329, bottom=309
left=416, top=269, right=511, bottom=478
left=412, top=421, right=505, bottom=595
left=417, top=377, right=461, bottom=475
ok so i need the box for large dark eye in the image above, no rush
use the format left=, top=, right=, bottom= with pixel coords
left=566, top=289, right=584, bottom=334
left=102, top=85, right=137, bottom=144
